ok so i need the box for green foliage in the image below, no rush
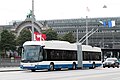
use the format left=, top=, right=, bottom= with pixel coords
left=16, top=28, right=31, bottom=46
left=42, top=28, right=76, bottom=43
left=61, top=32, right=76, bottom=43
left=0, top=29, right=16, bottom=51
left=42, top=28, right=58, bottom=40
left=57, top=35, right=63, bottom=41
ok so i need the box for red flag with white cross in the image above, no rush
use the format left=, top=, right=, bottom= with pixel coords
left=34, top=32, right=46, bottom=41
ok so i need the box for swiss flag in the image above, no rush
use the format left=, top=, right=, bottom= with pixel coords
left=34, top=32, right=46, bottom=41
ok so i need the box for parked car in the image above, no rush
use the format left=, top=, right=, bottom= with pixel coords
left=103, top=58, right=119, bottom=68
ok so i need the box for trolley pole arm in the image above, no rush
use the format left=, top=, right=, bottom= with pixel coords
left=81, top=28, right=98, bottom=44
left=79, top=28, right=94, bottom=43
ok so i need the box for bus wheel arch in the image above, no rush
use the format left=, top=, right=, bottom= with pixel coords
left=49, top=62, right=54, bottom=71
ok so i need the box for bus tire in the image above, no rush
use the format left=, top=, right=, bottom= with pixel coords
left=49, top=62, right=54, bottom=71
left=31, top=69, right=36, bottom=72
left=72, top=62, right=76, bottom=70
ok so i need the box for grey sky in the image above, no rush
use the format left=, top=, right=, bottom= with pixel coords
left=0, top=0, right=119, bottom=25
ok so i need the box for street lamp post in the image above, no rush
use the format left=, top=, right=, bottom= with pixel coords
left=102, top=5, right=107, bottom=48
left=86, top=7, right=90, bottom=45
left=86, top=16, right=88, bottom=45
left=31, top=0, right=35, bottom=41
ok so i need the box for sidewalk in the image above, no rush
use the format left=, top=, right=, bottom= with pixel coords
left=0, top=67, right=23, bottom=72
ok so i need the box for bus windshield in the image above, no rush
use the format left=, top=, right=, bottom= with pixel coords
left=21, top=45, right=43, bottom=62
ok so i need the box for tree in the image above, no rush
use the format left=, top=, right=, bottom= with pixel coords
left=61, top=32, right=76, bottom=43
left=42, top=28, right=58, bottom=40
left=16, top=28, right=31, bottom=46
left=0, top=29, right=16, bottom=57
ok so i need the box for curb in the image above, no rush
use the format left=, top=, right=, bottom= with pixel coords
left=0, top=67, right=24, bottom=72
left=0, top=69, right=24, bottom=72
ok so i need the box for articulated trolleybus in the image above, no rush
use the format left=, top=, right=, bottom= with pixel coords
left=20, top=40, right=102, bottom=71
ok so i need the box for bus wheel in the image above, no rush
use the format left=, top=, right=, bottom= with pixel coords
left=92, top=62, right=96, bottom=69
left=72, top=62, right=76, bottom=70
left=49, top=63, right=54, bottom=71
left=31, top=69, right=36, bottom=72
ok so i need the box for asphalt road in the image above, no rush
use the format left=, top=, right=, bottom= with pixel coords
left=0, top=67, right=120, bottom=80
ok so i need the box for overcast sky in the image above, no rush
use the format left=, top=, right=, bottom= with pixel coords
left=0, top=0, right=120, bottom=25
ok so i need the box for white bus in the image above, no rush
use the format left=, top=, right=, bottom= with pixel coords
left=20, top=40, right=102, bottom=71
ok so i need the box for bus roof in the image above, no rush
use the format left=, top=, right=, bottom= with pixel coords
left=23, top=40, right=101, bottom=52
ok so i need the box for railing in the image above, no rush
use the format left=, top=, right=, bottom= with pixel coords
left=0, top=58, right=21, bottom=67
